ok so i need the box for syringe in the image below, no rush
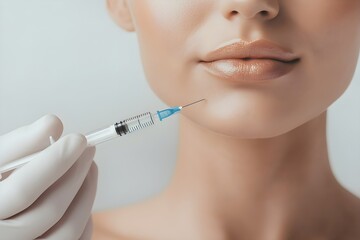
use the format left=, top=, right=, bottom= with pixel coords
left=0, top=99, right=205, bottom=176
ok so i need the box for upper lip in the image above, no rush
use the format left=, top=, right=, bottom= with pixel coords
left=201, top=39, right=300, bottom=63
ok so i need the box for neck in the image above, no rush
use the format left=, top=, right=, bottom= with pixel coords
left=165, top=111, right=345, bottom=239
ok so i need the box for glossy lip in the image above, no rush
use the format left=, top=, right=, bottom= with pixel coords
left=199, top=39, right=300, bottom=82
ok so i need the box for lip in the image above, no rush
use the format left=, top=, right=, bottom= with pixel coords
left=200, top=39, right=300, bottom=82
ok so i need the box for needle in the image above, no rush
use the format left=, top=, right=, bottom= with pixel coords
left=156, top=99, right=206, bottom=121
left=180, top=99, right=206, bottom=109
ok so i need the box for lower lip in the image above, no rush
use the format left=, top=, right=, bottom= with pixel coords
left=200, top=59, right=299, bottom=82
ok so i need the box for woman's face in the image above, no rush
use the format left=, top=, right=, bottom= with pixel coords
left=110, top=0, right=360, bottom=138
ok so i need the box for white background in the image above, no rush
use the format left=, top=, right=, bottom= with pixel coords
left=0, top=0, right=359, bottom=211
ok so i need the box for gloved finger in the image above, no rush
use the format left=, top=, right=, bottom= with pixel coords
left=39, top=162, right=98, bottom=240
left=0, top=135, right=89, bottom=219
left=0, top=114, right=63, bottom=166
left=0, top=148, right=95, bottom=240
left=79, top=218, right=93, bottom=240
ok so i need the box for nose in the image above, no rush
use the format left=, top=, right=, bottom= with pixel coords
left=220, top=0, right=280, bottom=21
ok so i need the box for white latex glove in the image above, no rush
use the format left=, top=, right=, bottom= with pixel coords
left=0, top=115, right=98, bottom=240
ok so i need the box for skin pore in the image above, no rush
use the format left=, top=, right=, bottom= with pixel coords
left=93, top=1, right=360, bottom=239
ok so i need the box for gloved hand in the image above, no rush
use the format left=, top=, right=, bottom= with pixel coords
left=0, top=115, right=98, bottom=240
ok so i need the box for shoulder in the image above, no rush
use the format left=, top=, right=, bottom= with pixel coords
left=93, top=208, right=145, bottom=240
left=92, top=210, right=127, bottom=240
left=92, top=207, right=143, bottom=240
left=91, top=198, right=168, bottom=240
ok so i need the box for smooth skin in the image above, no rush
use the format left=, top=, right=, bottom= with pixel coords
left=93, top=1, right=360, bottom=239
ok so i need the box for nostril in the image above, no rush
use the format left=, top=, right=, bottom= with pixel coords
left=259, top=10, right=269, bottom=17
left=230, top=10, right=238, bottom=16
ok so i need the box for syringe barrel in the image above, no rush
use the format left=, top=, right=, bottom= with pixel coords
left=115, top=112, right=158, bottom=135
left=87, top=112, right=158, bottom=146
left=86, top=125, right=118, bottom=146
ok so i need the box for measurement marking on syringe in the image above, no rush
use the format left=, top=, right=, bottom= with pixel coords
left=149, top=113, right=154, bottom=124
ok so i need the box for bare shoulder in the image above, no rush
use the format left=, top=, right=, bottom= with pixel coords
left=91, top=197, right=169, bottom=240
left=92, top=206, right=140, bottom=240
left=92, top=210, right=124, bottom=240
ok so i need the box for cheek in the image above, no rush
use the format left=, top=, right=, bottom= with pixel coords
left=290, top=1, right=360, bottom=59
left=282, top=0, right=360, bottom=119
left=129, top=0, right=213, bottom=105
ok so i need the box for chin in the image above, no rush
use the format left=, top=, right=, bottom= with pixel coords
left=182, top=101, right=316, bottom=139
left=204, top=117, right=292, bottom=139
